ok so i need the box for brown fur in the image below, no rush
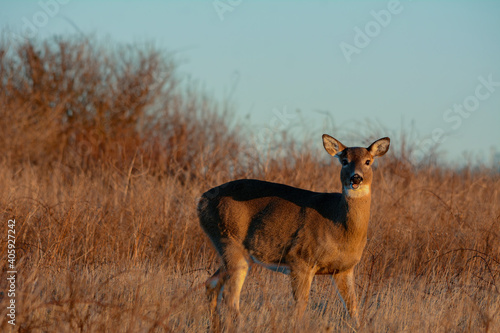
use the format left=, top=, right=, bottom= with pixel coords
left=198, top=135, right=390, bottom=330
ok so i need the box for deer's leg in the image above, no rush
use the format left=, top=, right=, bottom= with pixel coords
left=333, top=268, right=359, bottom=325
left=206, top=267, right=226, bottom=332
left=290, top=266, right=315, bottom=320
left=221, top=243, right=250, bottom=331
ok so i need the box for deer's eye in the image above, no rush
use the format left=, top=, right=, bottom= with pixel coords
left=342, top=160, right=348, bottom=166
left=365, top=160, right=371, bottom=166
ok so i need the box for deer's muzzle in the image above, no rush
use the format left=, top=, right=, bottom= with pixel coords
left=350, top=174, right=363, bottom=189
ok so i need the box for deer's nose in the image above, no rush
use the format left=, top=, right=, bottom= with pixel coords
left=350, top=174, right=363, bottom=185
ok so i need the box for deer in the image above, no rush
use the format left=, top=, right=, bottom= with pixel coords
left=197, top=134, right=390, bottom=330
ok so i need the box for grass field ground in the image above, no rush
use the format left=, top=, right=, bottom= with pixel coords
left=0, top=36, right=498, bottom=332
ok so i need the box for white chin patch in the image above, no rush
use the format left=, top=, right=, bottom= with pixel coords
left=344, top=185, right=370, bottom=198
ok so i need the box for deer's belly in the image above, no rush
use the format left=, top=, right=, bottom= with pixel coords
left=250, top=255, right=291, bottom=275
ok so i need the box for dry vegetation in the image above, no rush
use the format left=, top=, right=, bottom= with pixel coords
left=0, top=36, right=499, bottom=332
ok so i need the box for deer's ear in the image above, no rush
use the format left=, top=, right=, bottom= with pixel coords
left=368, top=137, right=390, bottom=157
left=322, top=134, right=347, bottom=157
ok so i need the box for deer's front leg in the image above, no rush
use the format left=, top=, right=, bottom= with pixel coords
left=333, top=267, right=359, bottom=326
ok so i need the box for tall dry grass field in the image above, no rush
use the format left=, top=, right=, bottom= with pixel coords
left=0, top=37, right=499, bottom=332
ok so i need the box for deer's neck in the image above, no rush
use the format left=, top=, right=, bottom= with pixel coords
left=341, top=186, right=372, bottom=243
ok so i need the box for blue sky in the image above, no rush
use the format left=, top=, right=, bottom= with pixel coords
left=2, top=1, right=500, bottom=165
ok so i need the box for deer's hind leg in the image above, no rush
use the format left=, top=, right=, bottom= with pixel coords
left=206, top=267, right=227, bottom=331
left=206, top=239, right=250, bottom=331
left=290, top=265, right=315, bottom=328
left=220, top=241, right=250, bottom=331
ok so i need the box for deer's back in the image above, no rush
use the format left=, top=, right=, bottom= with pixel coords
left=198, top=179, right=346, bottom=265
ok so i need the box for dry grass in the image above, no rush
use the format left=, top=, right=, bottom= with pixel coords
left=0, top=36, right=499, bottom=332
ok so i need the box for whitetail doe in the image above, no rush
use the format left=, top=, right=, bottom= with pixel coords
left=198, top=135, right=390, bottom=329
